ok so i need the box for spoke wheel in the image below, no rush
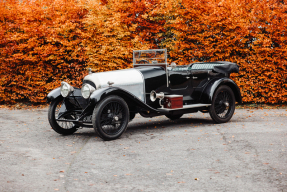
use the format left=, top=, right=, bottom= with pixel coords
left=48, top=97, right=78, bottom=135
left=92, top=95, right=129, bottom=140
left=209, top=85, right=235, bottom=123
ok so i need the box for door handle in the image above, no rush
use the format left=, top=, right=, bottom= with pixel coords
left=193, top=76, right=198, bottom=79
left=186, top=76, right=190, bottom=79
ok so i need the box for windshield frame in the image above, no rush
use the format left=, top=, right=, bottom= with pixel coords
left=133, top=49, right=167, bottom=69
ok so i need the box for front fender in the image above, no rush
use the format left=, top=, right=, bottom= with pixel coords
left=47, top=87, right=82, bottom=102
left=90, top=87, right=157, bottom=112
left=47, top=87, right=61, bottom=102
left=200, top=78, right=242, bottom=104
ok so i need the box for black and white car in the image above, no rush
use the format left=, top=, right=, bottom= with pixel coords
left=47, top=49, right=241, bottom=140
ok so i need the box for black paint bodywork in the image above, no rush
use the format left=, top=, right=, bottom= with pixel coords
left=136, top=66, right=241, bottom=107
left=47, top=63, right=241, bottom=127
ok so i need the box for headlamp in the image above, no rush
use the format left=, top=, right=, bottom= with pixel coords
left=60, top=82, right=74, bottom=97
left=81, top=84, right=95, bottom=99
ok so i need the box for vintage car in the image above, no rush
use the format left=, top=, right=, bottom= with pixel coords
left=47, top=49, right=241, bottom=140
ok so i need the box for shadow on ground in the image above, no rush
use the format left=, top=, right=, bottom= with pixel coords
left=68, top=116, right=222, bottom=139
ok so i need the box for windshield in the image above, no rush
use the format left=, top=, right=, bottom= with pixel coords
left=133, top=49, right=167, bottom=65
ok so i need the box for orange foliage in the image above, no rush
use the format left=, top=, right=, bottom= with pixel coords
left=0, top=0, right=88, bottom=103
left=0, top=0, right=286, bottom=104
left=82, top=0, right=150, bottom=72
left=158, top=0, right=287, bottom=103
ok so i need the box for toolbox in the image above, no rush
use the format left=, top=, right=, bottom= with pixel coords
left=163, top=95, right=183, bottom=109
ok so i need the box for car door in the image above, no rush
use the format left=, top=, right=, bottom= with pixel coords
left=167, top=69, right=194, bottom=102
left=169, top=70, right=190, bottom=90
left=190, top=70, right=209, bottom=88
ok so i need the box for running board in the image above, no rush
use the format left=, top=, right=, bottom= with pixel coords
left=158, top=103, right=211, bottom=111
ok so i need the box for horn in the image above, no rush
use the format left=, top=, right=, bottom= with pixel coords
left=150, top=90, right=164, bottom=102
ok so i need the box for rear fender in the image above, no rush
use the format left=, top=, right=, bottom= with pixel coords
left=200, top=78, right=242, bottom=104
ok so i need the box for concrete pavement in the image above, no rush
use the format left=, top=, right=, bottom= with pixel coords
left=0, top=108, right=286, bottom=191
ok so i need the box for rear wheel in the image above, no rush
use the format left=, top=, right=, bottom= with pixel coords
left=92, top=95, right=129, bottom=140
left=48, top=97, right=78, bottom=135
left=165, top=114, right=183, bottom=120
left=209, top=85, right=235, bottom=123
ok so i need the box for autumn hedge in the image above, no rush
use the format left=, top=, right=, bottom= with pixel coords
left=0, top=0, right=286, bottom=104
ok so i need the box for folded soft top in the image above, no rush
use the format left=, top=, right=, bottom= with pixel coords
left=212, top=61, right=239, bottom=74
left=190, top=61, right=239, bottom=74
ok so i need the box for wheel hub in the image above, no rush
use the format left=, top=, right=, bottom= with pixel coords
left=217, top=100, right=227, bottom=114
left=224, top=101, right=229, bottom=107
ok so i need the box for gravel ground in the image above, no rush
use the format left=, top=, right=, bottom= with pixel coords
left=0, top=108, right=286, bottom=192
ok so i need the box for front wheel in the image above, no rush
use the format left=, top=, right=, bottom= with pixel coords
left=48, top=97, right=78, bottom=135
left=92, top=95, right=129, bottom=140
left=209, top=85, right=235, bottom=123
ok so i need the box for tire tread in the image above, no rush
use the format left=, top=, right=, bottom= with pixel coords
left=48, top=97, right=78, bottom=135
left=209, top=85, right=235, bottom=123
left=92, top=95, right=129, bottom=140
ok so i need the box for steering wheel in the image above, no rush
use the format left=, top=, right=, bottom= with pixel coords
left=138, top=60, right=149, bottom=64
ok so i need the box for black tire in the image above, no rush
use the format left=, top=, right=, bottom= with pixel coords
left=165, top=114, right=183, bottom=120
left=209, top=85, right=235, bottom=123
left=48, top=97, right=78, bottom=135
left=92, top=95, right=129, bottom=140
